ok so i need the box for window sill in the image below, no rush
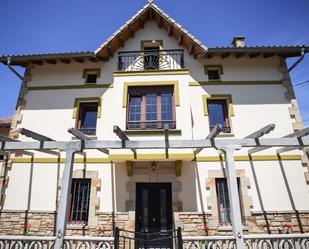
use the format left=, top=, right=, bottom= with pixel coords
left=218, top=225, right=248, bottom=231
left=67, top=223, right=88, bottom=230
left=124, top=129, right=182, bottom=135
left=217, top=133, right=235, bottom=137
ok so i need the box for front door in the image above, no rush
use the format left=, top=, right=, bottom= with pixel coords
left=136, top=183, right=173, bottom=248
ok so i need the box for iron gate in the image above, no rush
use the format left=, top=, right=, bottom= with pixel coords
left=114, top=227, right=183, bottom=249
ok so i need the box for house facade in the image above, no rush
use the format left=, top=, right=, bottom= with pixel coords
left=1, top=1, right=309, bottom=240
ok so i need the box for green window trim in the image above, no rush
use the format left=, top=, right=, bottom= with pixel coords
left=140, top=40, right=163, bottom=50
left=122, top=81, right=180, bottom=108
left=204, top=65, right=224, bottom=75
left=82, top=68, right=101, bottom=79
left=202, top=94, right=234, bottom=116
left=72, top=97, right=102, bottom=119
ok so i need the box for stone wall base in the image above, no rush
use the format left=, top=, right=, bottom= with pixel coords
left=0, top=211, right=309, bottom=236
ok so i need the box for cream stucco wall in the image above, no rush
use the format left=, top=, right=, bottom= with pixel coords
left=4, top=20, right=308, bottom=215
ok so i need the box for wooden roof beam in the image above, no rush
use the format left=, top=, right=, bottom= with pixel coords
left=107, top=45, right=114, bottom=57
left=157, top=15, right=162, bottom=28
left=189, top=42, right=194, bottom=55
left=263, top=52, right=276, bottom=58
left=75, top=58, right=84, bottom=63
left=46, top=59, right=57, bottom=64
left=139, top=16, right=144, bottom=29
left=221, top=53, right=230, bottom=59
left=60, top=59, right=70, bottom=64
left=31, top=60, right=43, bottom=65
left=178, top=33, right=183, bottom=45
left=167, top=25, right=173, bottom=36
left=149, top=7, right=153, bottom=20
left=249, top=53, right=261, bottom=58
left=118, top=35, right=125, bottom=47
left=128, top=25, right=135, bottom=37
left=235, top=52, right=246, bottom=58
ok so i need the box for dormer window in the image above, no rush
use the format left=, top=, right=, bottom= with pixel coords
left=82, top=69, right=101, bottom=84
left=204, top=65, right=223, bottom=81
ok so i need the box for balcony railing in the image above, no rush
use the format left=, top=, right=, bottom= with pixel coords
left=1, top=233, right=309, bottom=249
left=126, top=120, right=176, bottom=130
left=118, top=49, right=184, bottom=71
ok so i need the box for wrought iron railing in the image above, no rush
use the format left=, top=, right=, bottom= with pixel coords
left=183, top=234, right=309, bottom=249
left=126, top=120, right=176, bottom=130
left=0, top=236, right=114, bottom=249
left=1, top=233, right=309, bottom=249
left=118, top=49, right=184, bottom=71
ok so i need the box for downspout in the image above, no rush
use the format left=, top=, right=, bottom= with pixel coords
left=288, top=47, right=306, bottom=72
left=6, top=57, right=24, bottom=80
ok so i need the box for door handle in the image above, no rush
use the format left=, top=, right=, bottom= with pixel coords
left=152, top=218, right=156, bottom=221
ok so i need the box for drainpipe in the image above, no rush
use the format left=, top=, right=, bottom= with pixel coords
left=288, top=47, right=306, bottom=72
left=6, top=57, right=24, bottom=80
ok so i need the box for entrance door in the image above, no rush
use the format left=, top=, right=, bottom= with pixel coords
left=136, top=183, right=172, bottom=248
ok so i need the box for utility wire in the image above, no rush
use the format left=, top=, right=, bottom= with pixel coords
left=294, top=79, right=309, bottom=88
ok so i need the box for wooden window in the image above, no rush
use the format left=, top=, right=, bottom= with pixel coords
left=216, top=178, right=244, bottom=226
left=207, top=99, right=231, bottom=133
left=127, top=86, right=175, bottom=130
left=76, top=102, right=98, bottom=135
left=0, top=155, right=3, bottom=161
left=208, top=69, right=220, bottom=80
left=82, top=69, right=100, bottom=84
left=85, top=74, right=97, bottom=84
left=204, top=65, right=223, bottom=80
left=69, top=178, right=91, bottom=223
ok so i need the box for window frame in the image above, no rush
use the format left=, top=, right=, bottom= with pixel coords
left=204, top=65, right=224, bottom=81
left=82, top=69, right=101, bottom=84
left=215, top=178, right=244, bottom=226
left=68, top=178, right=91, bottom=224
left=207, top=99, right=231, bottom=133
left=76, top=102, right=99, bottom=135
left=126, top=86, right=176, bottom=130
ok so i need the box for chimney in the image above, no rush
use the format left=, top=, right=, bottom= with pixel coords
left=231, top=36, right=245, bottom=47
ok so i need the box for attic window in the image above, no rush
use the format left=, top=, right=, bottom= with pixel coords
left=204, top=65, right=224, bottom=81
left=82, top=69, right=101, bottom=84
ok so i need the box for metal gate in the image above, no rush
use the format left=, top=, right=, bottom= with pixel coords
left=114, top=227, right=183, bottom=249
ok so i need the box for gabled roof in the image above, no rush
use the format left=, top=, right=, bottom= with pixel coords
left=94, top=1, right=208, bottom=58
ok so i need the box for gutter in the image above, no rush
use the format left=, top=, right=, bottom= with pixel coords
left=288, top=47, right=306, bottom=72
left=6, top=57, right=24, bottom=80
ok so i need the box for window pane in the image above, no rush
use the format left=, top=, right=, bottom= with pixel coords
left=161, top=93, right=174, bottom=129
left=79, top=103, right=98, bottom=135
left=86, top=74, right=97, bottom=83
left=208, top=70, right=220, bottom=80
left=146, top=93, right=157, bottom=128
left=70, top=179, right=91, bottom=223
left=208, top=100, right=229, bottom=132
left=129, top=96, right=142, bottom=129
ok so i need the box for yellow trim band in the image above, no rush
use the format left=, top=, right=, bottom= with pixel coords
left=189, top=80, right=282, bottom=86
left=122, top=81, right=180, bottom=108
left=27, top=84, right=113, bottom=91
left=202, top=94, right=234, bottom=116
left=73, top=97, right=102, bottom=119
left=113, top=69, right=189, bottom=77
left=11, top=154, right=301, bottom=163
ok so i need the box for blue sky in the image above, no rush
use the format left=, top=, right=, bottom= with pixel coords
left=0, top=0, right=308, bottom=126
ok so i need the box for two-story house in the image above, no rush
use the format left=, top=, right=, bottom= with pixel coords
left=0, top=1, right=309, bottom=248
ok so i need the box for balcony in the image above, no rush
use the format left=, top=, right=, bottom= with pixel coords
left=118, top=49, right=184, bottom=71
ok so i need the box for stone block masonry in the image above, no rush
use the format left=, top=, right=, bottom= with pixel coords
left=0, top=210, right=308, bottom=236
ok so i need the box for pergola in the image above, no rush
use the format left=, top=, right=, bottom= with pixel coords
left=1, top=124, right=309, bottom=249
